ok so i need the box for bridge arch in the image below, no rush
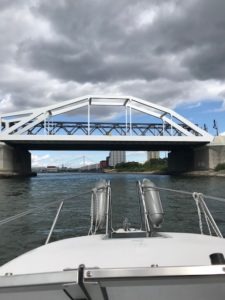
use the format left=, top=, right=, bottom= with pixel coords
left=0, top=95, right=213, bottom=140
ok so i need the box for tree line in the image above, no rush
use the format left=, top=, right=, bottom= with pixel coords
left=115, top=158, right=168, bottom=172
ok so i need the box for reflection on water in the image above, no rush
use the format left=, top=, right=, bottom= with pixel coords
left=0, top=173, right=225, bottom=265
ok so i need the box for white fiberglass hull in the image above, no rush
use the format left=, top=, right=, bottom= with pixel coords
left=0, top=232, right=225, bottom=299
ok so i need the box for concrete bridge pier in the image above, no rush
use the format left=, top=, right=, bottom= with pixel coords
left=193, top=136, right=225, bottom=170
left=168, top=136, right=225, bottom=173
left=168, top=148, right=194, bottom=173
left=0, top=142, right=34, bottom=177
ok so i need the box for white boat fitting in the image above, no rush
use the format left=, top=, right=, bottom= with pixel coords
left=0, top=179, right=225, bottom=300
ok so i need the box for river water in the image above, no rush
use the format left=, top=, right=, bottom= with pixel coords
left=0, top=173, right=225, bottom=266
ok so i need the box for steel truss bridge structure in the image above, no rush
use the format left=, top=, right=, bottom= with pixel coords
left=20, top=121, right=198, bottom=137
left=0, top=95, right=213, bottom=151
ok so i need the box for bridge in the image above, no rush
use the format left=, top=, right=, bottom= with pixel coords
left=0, top=95, right=223, bottom=176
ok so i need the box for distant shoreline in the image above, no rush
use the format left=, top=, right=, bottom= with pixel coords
left=1, top=170, right=225, bottom=178
left=103, top=169, right=225, bottom=177
left=179, top=170, right=225, bottom=177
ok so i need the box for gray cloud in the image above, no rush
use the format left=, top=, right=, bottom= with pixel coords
left=18, top=1, right=190, bottom=83
left=0, top=0, right=225, bottom=115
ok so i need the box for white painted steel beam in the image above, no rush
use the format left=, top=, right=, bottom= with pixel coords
left=0, top=95, right=213, bottom=143
left=131, top=96, right=213, bottom=138
left=2, top=110, right=43, bottom=135
left=0, top=135, right=213, bottom=143
left=129, top=102, right=193, bottom=137
left=162, top=116, right=193, bottom=137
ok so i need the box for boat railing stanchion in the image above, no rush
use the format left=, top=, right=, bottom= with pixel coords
left=193, top=192, right=223, bottom=238
left=105, top=180, right=112, bottom=236
left=88, top=191, right=95, bottom=235
left=137, top=181, right=144, bottom=231
left=137, top=180, right=151, bottom=235
left=45, top=200, right=64, bottom=244
left=108, top=183, right=114, bottom=236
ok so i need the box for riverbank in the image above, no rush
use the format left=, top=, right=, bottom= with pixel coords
left=181, top=170, right=225, bottom=177
left=0, top=171, right=37, bottom=179
left=103, top=169, right=225, bottom=177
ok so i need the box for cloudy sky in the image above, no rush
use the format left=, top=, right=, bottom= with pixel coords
left=0, top=0, right=225, bottom=166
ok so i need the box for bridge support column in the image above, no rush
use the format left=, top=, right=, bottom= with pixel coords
left=193, top=136, right=225, bottom=170
left=168, top=149, right=194, bottom=173
left=0, top=142, right=34, bottom=177
left=168, top=137, right=225, bottom=173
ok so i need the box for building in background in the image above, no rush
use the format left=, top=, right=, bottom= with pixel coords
left=46, top=165, right=58, bottom=173
left=147, top=151, right=160, bottom=161
left=106, top=156, right=110, bottom=167
left=108, top=151, right=126, bottom=167
left=100, top=160, right=108, bottom=169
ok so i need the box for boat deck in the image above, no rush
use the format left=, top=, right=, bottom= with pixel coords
left=1, top=232, right=225, bottom=275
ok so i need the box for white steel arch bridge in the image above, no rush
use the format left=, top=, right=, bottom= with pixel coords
left=0, top=95, right=213, bottom=151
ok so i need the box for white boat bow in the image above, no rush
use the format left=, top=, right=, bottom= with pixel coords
left=0, top=179, right=225, bottom=300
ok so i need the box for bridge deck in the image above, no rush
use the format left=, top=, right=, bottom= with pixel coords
left=0, top=135, right=210, bottom=150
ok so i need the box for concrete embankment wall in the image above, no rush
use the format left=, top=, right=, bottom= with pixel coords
left=0, top=142, right=33, bottom=177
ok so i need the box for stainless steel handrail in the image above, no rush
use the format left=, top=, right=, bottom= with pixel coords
left=193, top=192, right=223, bottom=238
left=137, top=181, right=151, bottom=234
left=45, top=201, right=64, bottom=244
left=84, top=265, right=225, bottom=281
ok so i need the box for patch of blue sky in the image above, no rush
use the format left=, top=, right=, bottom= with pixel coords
left=175, top=99, right=225, bottom=135
left=32, top=150, right=110, bottom=168
left=31, top=149, right=147, bottom=167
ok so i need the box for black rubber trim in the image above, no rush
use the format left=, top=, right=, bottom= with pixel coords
left=78, top=264, right=92, bottom=300
left=210, top=253, right=225, bottom=265
left=100, top=286, right=109, bottom=300
left=63, top=288, right=76, bottom=300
